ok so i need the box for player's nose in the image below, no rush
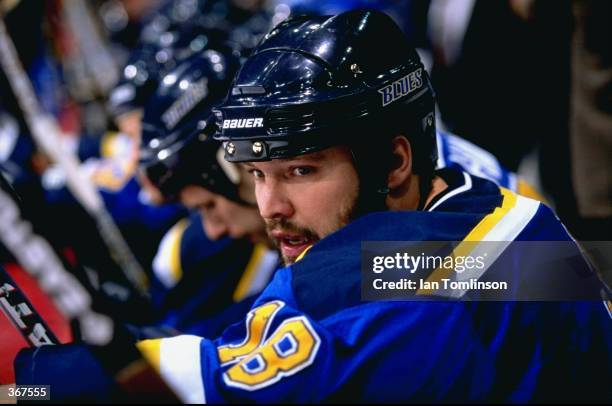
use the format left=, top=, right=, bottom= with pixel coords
left=256, top=179, right=294, bottom=221
left=203, top=217, right=228, bottom=240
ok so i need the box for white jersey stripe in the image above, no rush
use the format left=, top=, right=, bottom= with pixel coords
left=428, top=171, right=473, bottom=212
left=434, top=192, right=541, bottom=298
left=159, top=335, right=206, bottom=404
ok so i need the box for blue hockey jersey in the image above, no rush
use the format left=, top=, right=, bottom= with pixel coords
left=132, top=169, right=610, bottom=403
left=149, top=211, right=279, bottom=332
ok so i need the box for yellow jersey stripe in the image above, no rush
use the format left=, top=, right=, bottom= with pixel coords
left=464, top=187, right=517, bottom=242
left=100, top=132, right=118, bottom=159
left=417, top=187, right=518, bottom=294
left=295, top=245, right=313, bottom=263
left=152, top=218, right=189, bottom=288
left=517, top=179, right=546, bottom=203
left=137, top=339, right=162, bottom=373
left=233, top=243, right=267, bottom=302
left=169, top=220, right=188, bottom=284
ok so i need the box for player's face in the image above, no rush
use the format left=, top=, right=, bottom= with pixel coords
left=115, top=110, right=142, bottom=140
left=245, top=146, right=359, bottom=265
left=137, top=170, right=165, bottom=205
left=179, top=185, right=265, bottom=241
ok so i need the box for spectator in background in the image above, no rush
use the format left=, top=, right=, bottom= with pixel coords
left=569, top=0, right=612, bottom=239
left=427, top=0, right=579, bottom=231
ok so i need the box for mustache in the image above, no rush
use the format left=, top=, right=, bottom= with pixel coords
left=265, top=218, right=319, bottom=241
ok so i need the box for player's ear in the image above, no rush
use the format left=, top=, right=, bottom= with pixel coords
left=386, top=135, right=413, bottom=190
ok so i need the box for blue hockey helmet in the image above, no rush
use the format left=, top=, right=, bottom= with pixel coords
left=139, top=45, right=248, bottom=203
left=213, top=9, right=436, bottom=205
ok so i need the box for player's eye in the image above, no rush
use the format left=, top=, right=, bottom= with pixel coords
left=248, top=168, right=264, bottom=179
left=292, top=166, right=313, bottom=176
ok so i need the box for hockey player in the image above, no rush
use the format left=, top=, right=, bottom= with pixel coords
left=139, top=10, right=609, bottom=402
left=137, top=50, right=279, bottom=333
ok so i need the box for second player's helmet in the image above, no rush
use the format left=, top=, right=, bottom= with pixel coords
left=108, top=45, right=161, bottom=118
left=213, top=9, right=437, bottom=205
left=139, top=45, right=246, bottom=203
left=108, top=24, right=231, bottom=119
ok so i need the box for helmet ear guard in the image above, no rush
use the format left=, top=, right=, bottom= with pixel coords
left=216, top=147, right=240, bottom=185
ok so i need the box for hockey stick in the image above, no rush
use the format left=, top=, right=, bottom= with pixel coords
left=0, top=264, right=60, bottom=347
left=61, top=0, right=119, bottom=95
left=0, top=173, right=113, bottom=345
left=0, top=16, right=149, bottom=298
left=0, top=173, right=179, bottom=401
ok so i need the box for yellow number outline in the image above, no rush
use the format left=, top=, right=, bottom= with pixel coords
left=218, top=300, right=284, bottom=366
left=222, top=315, right=321, bottom=391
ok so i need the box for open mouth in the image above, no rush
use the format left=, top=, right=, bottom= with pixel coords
left=271, top=232, right=316, bottom=263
